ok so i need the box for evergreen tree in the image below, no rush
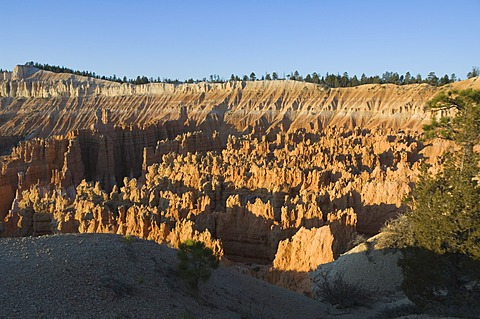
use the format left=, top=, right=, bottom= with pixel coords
left=398, top=89, right=480, bottom=315
left=415, top=74, right=423, bottom=83
left=177, top=239, right=219, bottom=289
left=372, top=75, right=381, bottom=84
left=391, top=72, right=400, bottom=84
left=427, top=72, right=439, bottom=86
left=292, top=70, right=302, bottom=81
left=350, top=75, right=360, bottom=87
left=404, top=72, right=412, bottom=85
left=340, top=72, right=349, bottom=87
left=439, top=74, right=450, bottom=86
left=382, top=71, right=392, bottom=83
left=360, top=73, right=368, bottom=85
left=467, top=66, right=479, bottom=79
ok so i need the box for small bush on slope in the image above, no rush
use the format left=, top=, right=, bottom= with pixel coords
left=315, top=271, right=369, bottom=309
left=177, top=239, right=219, bottom=289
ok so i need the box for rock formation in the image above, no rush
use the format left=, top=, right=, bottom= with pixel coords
left=1, top=64, right=479, bottom=140
left=1, top=65, right=479, bottom=293
left=310, top=233, right=404, bottom=298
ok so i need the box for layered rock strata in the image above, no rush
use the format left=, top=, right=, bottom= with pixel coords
left=2, top=64, right=478, bottom=141
left=1, top=126, right=426, bottom=291
left=1, top=65, right=479, bottom=292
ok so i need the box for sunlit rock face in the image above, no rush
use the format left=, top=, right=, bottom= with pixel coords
left=1, top=65, right=478, bottom=292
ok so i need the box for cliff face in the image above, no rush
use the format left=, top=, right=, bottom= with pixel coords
left=2, top=65, right=478, bottom=141
left=0, top=126, right=425, bottom=291
left=1, top=65, right=479, bottom=293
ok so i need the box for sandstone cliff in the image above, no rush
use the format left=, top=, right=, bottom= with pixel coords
left=0, top=126, right=426, bottom=292
left=1, top=64, right=478, bottom=293
left=2, top=65, right=479, bottom=141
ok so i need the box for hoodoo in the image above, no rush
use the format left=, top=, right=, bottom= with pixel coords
left=1, top=65, right=479, bottom=292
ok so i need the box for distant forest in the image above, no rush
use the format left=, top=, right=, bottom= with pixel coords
left=19, top=62, right=480, bottom=88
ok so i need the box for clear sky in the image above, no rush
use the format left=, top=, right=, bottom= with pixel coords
left=1, top=0, right=479, bottom=81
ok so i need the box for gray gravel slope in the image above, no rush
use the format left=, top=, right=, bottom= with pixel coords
left=0, top=234, right=328, bottom=319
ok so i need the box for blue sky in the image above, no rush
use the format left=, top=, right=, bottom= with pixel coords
left=1, top=0, right=478, bottom=80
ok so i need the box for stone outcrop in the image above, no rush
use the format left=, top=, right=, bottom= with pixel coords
left=310, top=233, right=404, bottom=298
left=269, top=208, right=357, bottom=294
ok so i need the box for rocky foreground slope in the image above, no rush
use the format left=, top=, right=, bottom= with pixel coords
left=1, top=65, right=479, bottom=294
left=0, top=233, right=329, bottom=319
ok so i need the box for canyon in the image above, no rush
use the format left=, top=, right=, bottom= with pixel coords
left=1, top=65, right=479, bottom=293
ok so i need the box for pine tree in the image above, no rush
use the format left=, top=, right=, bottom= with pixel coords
left=467, top=66, right=479, bottom=79
left=177, top=240, right=219, bottom=289
left=399, top=89, right=480, bottom=315
left=404, top=72, right=412, bottom=85
left=427, top=72, right=439, bottom=86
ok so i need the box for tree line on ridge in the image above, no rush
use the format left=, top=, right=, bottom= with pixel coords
left=16, top=62, right=480, bottom=88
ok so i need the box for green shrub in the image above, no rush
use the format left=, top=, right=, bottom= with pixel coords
left=377, top=214, right=415, bottom=249
left=349, top=232, right=368, bottom=247
left=177, top=239, right=219, bottom=289
left=123, top=234, right=133, bottom=244
left=315, top=271, right=369, bottom=308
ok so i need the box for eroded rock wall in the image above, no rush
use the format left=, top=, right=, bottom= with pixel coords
left=3, top=64, right=478, bottom=141
left=1, top=66, right=478, bottom=293
left=1, top=126, right=427, bottom=291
